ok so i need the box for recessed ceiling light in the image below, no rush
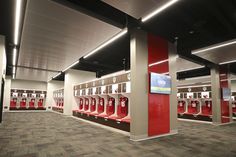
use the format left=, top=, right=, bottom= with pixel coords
left=189, top=30, right=194, bottom=34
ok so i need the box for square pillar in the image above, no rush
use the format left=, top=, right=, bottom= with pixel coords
left=3, top=76, right=11, bottom=112
left=130, top=29, right=149, bottom=140
left=130, top=29, right=178, bottom=141
left=211, top=66, right=221, bottom=124
left=46, top=80, right=64, bottom=111
left=211, top=65, right=232, bottom=124
left=64, top=69, right=96, bottom=116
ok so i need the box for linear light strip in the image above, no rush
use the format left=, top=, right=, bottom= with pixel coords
left=148, top=59, right=168, bottom=67
left=53, top=72, right=62, bottom=79
left=84, top=28, right=128, bottom=59
left=141, top=0, right=179, bottom=22
left=177, top=84, right=211, bottom=89
left=176, top=66, right=205, bottom=73
left=192, top=39, right=236, bottom=55
left=13, top=48, right=17, bottom=66
left=12, top=66, right=16, bottom=74
left=219, top=60, right=236, bottom=65
left=184, top=75, right=210, bottom=81
left=62, top=60, right=79, bottom=72
left=48, top=78, right=52, bottom=82
left=14, top=0, right=22, bottom=45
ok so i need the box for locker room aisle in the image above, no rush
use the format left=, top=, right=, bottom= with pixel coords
left=0, top=112, right=235, bottom=157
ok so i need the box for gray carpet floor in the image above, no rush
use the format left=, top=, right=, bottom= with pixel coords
left=0, top=112, right=235, bottom=157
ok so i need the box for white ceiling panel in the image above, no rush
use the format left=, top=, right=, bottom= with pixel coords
left=193, top=43, right=236, bottom=64
left=18, top=0, right=120, bottom=80
left=176, top=57, right=203, bottom=72
left=177, top=76, right=211, bottom=87
left=102, top=0, right=171, bottom=19
left=16, top=67, right=57, bottom=82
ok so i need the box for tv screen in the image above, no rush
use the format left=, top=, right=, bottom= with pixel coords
left=150, top=72, right=171, bottom=94
left=222, top=88, right=231, bottom=101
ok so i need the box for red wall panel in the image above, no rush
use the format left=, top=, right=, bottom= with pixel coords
left=219, top=66, right=230, bottom=123
left=147, top=33, right=170, bottom=136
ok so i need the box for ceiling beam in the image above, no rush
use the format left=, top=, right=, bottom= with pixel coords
left=15, top=65, right=60, bottom=73
left=78, top=59, right=123, bottom=72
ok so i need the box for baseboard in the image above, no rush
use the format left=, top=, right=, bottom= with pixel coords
left=178, top=118, right=213, bottom=124
left=212, top=121, right=234, bottom=126
left=5, top=110, right=48, bottom=113
left=130, top=129, right=178, bottom=142
left=50, top=110, right=63, bottom=115
left=71, top=116, right=130, bottom=137
left=130, top=134, right=148, bottom=141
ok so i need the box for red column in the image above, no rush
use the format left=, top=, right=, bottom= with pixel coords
left=147, top=34, right=170, bottom=136
left=219, top=65, right=230, bottom=123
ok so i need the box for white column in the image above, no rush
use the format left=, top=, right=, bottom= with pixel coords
left=3, top=77, right=11, bottom=111
left=63, top=69, right=96, bottom=116
left=46, top=80, right=64, bottom=111
left=211, top=66, right=221, bottom=124
left=168, top=43, right=178, bottom=132
left=130, top=29, right=149, bottom=141
left=0, top=35, right=6, bottom=123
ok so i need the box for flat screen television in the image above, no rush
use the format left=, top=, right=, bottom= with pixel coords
left=222, top=88, right=231, bottom=101
left=150, top=72, right=171, bottom=94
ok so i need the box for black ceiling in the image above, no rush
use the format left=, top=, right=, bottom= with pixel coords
left=1, top=0, right=236, bottom=81
left=0, top=0, right=27, bottom=76
left=75, top=34, right=130, bottom=77
left=0, top=0, right=14, bottom=75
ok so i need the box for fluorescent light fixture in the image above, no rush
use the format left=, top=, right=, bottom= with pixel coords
left=83, top=28, right=128, bottom=59
left=12, top=66, right=16, bottom=79
left=62, top=60, right=79, bottom=72
left=231, top=78, right=236, bottom=81
left=12, top=48, right=17, bottom=66
left=220, top=79, right=228, bottom=82
left=184, top=75, right=210, bottom=81
left=53, top=72, right=61, bottom=79
left=101, top=70, right=130, bottom=79
left=177, top=66, right=205, bottom=73
left=48, top=78, right=52, bottom=82
left=141, top=0, right=179, bottom=22
left=219, top=60, right=236, bottom=65
left=192, top=39, right=236, bottom=55
left=14, top=0, right=22, bottom=45
left=177, top=84, right=211, bottom=89
left=161, top=72, right=169, bottom=75
left=149, top=59, right=168, bottom=67
left=12, top=66, right=16, bottom=74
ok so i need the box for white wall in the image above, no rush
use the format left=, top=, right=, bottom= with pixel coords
left=3, top=77, right=11, bottom=111
left=0, top=35, right=6, bottom=80
left=11, top=79, right=47, bottom=91
left=64, top=69, right=96, bottom=115
left=0, top=35, right=6, bottom=117
left=46, top=80, right=64, bottom=110
left=231, top=80, right=236, bottom=92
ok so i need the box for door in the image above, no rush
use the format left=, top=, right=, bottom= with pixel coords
left=0, top=78, right=5, bottom=123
